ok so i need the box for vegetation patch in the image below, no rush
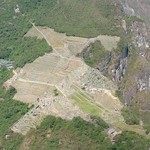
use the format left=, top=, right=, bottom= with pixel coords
left=70, top=85, right=103, bottom=117
left=122, top=106, right=140, bottom=125
left=0, top=1, right=52, bottom=68
left=16, top=116, right=149, bottom=150
left=113, top=131, right=150, bottom=150
left=25, top=116, right=112, bottom=150
left=1, top=132, right=24, bottom=150
left=1, top=1, right=150, bottom=149
left=70, top=91, right=102, bottom=117
left=17, top=0, right=124, bottom=37
left=10, top=37, right=52, bottom=68
left=83, top=41, right=109, bottom=68
left=0, top=69, right=28, bottom=149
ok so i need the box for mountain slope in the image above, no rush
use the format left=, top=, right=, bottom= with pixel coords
left=0, top=0, right=150, bottom=149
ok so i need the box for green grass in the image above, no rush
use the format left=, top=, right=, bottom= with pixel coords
left=70, top=92, right=102, bottom=117
left=72, top=85, right=94, bottom=100
left=70, top=86, right=102, bottom=117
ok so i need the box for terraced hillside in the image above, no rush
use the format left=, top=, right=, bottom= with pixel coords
left=5, top=24, right=123, bottom=134
left=1, top=0, right=150, bottom=149
left=5, top=25, right=148, bottom=137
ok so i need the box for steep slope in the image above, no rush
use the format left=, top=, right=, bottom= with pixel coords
left=89, top=0, right=150, bottom=133
left=125, top=0, right=150, bottom=29
left=6, top=25, right=124, bottom=135
left=1, top=0, right=150, bottom=149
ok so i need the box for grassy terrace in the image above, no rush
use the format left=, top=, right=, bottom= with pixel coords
left=70, top=85, right=103, bottom=117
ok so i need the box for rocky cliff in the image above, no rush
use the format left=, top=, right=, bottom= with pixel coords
left=82, top=0, right=150, bottom=129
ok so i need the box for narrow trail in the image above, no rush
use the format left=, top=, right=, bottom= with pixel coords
left=31, top=22, right=83, bottom=64
left=13, top=69, right=67, bottom=97
left=31, top=23, right=60, bottom=55
left=17, top=77, right=66, bottom=97
left=18, top=78, right=55, bottom=87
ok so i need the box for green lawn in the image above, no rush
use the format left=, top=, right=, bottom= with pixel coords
left=70, top=85, right=103, bottom=117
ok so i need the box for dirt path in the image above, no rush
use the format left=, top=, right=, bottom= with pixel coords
left=32, top=23, right=83, bottom=63
left=18, top=78, right=55, bottom=87
left=17, top=77, right=66, bottom=97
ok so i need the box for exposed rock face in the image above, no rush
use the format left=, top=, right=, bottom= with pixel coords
left=0, top=59, right=13, bottom=70
left=90, top=1, right=150, bottom=111
left=125, top=0, right=150, bottom=29
left=130, top=21, right=150, bottom=57
left=121, top=0, right=135, bottom=16
left=111, top=48, right=128, bottom=82
left=97, top=52, right=128, bottom=83
left=122, top=21, right=149, bottom=104
left=137, top=67, right=150, bottom=92
left=93, top=0, right=150, bottom=126
left=96, top=52, right=112, bottom=75
left=123, top=20, right=149, bottom=104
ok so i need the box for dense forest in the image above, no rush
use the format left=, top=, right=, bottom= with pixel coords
left=0, top=0, right=52, bottom=68
left=18, top=116, right=149, bottom=150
